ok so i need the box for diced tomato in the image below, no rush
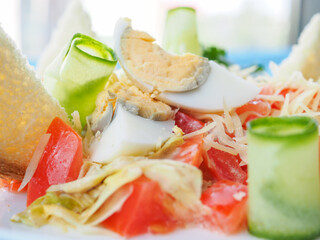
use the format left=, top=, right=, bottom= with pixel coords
left=203, top=148, right=247, bottom=184
left=236, top=99, right=270, bottom=116
left=27, top=117, right=83, bottom=206
left=259, top=85, right=274, bottom=95
left=236, top=99, right=271, bottom=128
left=169, top=111, right=205, bottom=167
left=0, top=178, right=26, bottom=193
left=175, top=111, right=205, bottom=134
left=169, top=135, right=203, bottom=167
left=201, top=180, right=248, bottom=234
left=278, top=87, right=298, bottom=97
left=101, top=176, right=177, bottom=237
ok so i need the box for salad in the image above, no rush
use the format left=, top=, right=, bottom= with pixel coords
left=1, top=3, right=320, bottom=240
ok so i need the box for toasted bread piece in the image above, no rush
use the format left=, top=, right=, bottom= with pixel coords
left=0, top=24, right=68, bottom=180
left=276, top=14, right=320, bottom=81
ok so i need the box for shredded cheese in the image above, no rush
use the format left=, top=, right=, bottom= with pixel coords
left=71, top=110, right=82, bottom=132
left=204, top=139, right=238, bottom=156
left=183, top=122, right=216, bottom=139
left=280, top=93, right=290, bottom=116
left=231, top=111, right=244, bottom=138
left=224, top=101, right=234, bottom=135
left=18, top=134, right=51, bottom=191
left=190, top=68, right=320, bottom=168
left=311, top=92, right=320, bottom=111
left=256, top=94, right=284, bottom=102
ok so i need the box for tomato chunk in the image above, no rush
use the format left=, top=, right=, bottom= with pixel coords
left=27, top=117, right=83, bottom=206
left=259, top=85, right=274, bottom=95
left=175, top=111, right=204, bottom=134
left=169, top=135, right=203, bottom=167
left=170, top=111, right=205, bottom=167
left=236, top=100, right=271, bottom=128
left=201, top=180, right=248, bottom=234
left=0, top=177, right=26, bottom=193
left=203, top=148, right=247, bottom=184
left=101, top=176, right=177, bottom=237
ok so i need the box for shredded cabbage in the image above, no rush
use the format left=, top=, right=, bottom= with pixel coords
left=12, top=157, right=205, bottom=229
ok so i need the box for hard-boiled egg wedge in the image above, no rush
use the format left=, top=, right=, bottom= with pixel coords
left=159, top=61, right=260, bottom=112
left=91, top=70, right=173, bottom=133
left=113, top=18, right=210, bottom=93
left=90, top=103, right=175, bottom=163
left=114, top=18, right=260, bottom=112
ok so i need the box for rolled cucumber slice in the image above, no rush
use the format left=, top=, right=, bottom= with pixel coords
left=43, top=33, right=117, bottom=127
left=247, top=116, right=320, bottom=240
left=163, top=7, right=202, bottom=55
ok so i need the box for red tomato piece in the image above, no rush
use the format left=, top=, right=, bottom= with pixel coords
left=259, top=85, right=274, bottom=95
left=236, top=100, right=271, bottom=127
left=27, top=117, right=83, bottom=206
left=236, top=100, right=271, bottom=128
left=101, top=176, right=177, bottom=237
left=169, top=111, right=205, bottom=167
left=236, top=100, right=270, bottom=116
left=175, top=111, right=205, bottom=134
left=201, top=180, right=248, bottom=234
left=0, top=178, right=26, bottom=193
left=169, top=135, right=203, bottom=167
left=278, top=87, right=297, bottom=97
left=203, top=148, right=247, bottom=184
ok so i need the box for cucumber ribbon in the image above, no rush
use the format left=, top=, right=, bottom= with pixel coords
left=43, top=33, right=117, bottom=127
left=247, top=116, right=320, bottom=240
left=163, top=7, right=202, bottom=55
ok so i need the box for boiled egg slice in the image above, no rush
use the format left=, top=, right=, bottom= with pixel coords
left=159, top=60, right=260, bottom=112
left=113, top=18, right=210, bottom=93
left=113, top=18, right=260, bottom=112
left=91, top=103, right=175, bottom=163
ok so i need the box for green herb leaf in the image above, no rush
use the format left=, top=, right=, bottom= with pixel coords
left=202, top=46, right=229, bottom=66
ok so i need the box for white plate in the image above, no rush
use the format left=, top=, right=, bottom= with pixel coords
left=0, top=190, right=258, bottom=240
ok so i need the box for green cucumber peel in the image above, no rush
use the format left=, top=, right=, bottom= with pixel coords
left=249, top=225, right=320, bottom=240
left=167, top=7, right=196, bottom=14
left=43, top=33, right=117, bottom=127
left=61, top=33, right=117, bottom=85
left=247, top=116, right=320, bottom=240
left=247, top=116, right=318, bottom=140
left=163, top=7, right=202, bottom=55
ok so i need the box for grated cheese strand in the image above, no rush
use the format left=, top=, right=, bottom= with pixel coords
left=183, top=122, right=216, bottom=139
left=257, top=94, right=285, bottom=102
left=231, top=111, right=245, bottom=138
left=204, top=140, right=238, bottom=155
left=280, top=93, right=291, bottom=116
left=223, top=101, right=234, bottom=135
left=311, top=92, right=320, bottom=112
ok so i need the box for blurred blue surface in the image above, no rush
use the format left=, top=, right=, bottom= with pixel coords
left=227, top=47, right=291, bottom=74
left=29, top=47, right=292, bottom=74
left=29, top=60, right=37, bottom=67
